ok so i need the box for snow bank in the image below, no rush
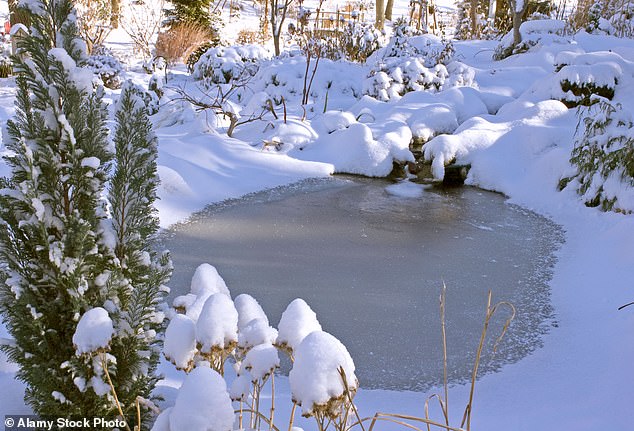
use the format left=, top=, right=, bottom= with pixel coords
left=72, top=308, right=114, bottom=355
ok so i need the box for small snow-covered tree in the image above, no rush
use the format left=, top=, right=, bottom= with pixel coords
left=107, top=81, right=172, bottom=423
left=0, top=0, right=170, bottom=423
left=0, top=0, right=119, bottom=416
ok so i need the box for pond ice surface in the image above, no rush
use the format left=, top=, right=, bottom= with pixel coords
left=163, top=176, right=563, bottom=391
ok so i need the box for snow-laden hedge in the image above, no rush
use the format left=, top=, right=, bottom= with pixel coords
left=85, top=46, right=125, bottom=89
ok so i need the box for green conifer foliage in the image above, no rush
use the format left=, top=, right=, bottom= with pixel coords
left=0, top=0, right=170, bottom=425
left=107, top=81, right=172, bottom=424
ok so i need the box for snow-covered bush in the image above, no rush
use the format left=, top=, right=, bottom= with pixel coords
left=363, top=33, right=469, bottom=101
left=192, top=44, right=272, bottom=84
left=324, top=21, right=386, bottom=63
left=560, top=99, right=634, bottom=213
left=552, top=51, right=622, bottom=107
left=119, top=80, right=161, bottom=115
left=289, top=331, right=358, bottom=420
left=494, top=19, right=570, bottom=60
left=85, top=45, right=124, bottom=89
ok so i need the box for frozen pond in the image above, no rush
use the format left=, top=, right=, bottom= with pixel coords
left=163, top=177, right=563, bottom=391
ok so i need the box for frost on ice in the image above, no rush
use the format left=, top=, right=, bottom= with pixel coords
left=276, top=298, right=322, bottom=353
left=163, top=314, right=197, bottom=370
left=168, top=366, right=234, bottom=431
left=72, top=307, right=114, bottom=355
left=289, top=330, right=358, bottom=417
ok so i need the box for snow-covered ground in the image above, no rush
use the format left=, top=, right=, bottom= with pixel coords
left=1, top=1, right=633, bottom=430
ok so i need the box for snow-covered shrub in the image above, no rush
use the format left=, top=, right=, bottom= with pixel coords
left=552, top=51, right=622, bottom=107
left=493, top=19, right=570, bottom=60
left=0, top=34, right=11, bottom=77
left=155, top=22, right=213, bottom=65
left=363, top=59, right=473, bottom=101
left=289, top=331, right=358, bottom=419
left=560, top=99, right=634, bottom=213
left=363, top=32, right=468, bottom=101
left=323, top=21, right=386, bottom=63
left=119, top=80, right=160, bottom=115
left=192, top=44, right=272, bottom=84
left=572, top=0, right=634, bottom=37
left=85, top=45, right=124, bottom=89
left=186, top=41, right=215, bottom=73
left=168, top=366, right=234, bottom=431
left=0, top=0, right=171, bottom=421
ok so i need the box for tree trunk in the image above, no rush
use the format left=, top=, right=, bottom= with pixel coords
left=375, top=0, right=385, bottom=29
left=512, top=10, right=522, bottom=45
left=111, top=0, right=120, bottom=28
left=384, top=0, right=394, bottom=21
left=470, top=0, right=478, bottom=37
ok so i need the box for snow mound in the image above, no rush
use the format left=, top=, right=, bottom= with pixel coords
left=229, top=373, right=252, bottom=401
left=289, top=331, right=357, bottom=417
left=168, top=367, right=234, bottom=431
left=164, top=314, right=197, bottom=370
left=276, top=299, right=322, bottom=352
left=196, top=293, right=239, bottom=353
left=408, top=103, right=458, bottom=142
left=291, top=122, right=397, bottom=177
left=72, top=308, right=114, bottom=355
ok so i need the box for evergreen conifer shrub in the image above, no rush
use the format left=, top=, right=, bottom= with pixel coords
left=0, top=0, right=170, bottom=425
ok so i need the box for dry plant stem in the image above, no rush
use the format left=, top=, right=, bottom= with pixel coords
left=270, top=373, right=276, bottom=431
left=362, top=412, right=465, bottom=431
left=288, top=402, right=297, bottom=431
left=440, top=284, right=449, bottom=427
left=238, top=400, right=244, bottom=430
left=460, top=290, right=516, bottom=431
left=338, top=366, right=365, bottom=431
left=135, top=397, right=141, bottom=431
left=99, top=353, right=133, bottom=431
left=239, top=409, right=282, bottom=431
left=423, top=395, right=447, bottom=431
